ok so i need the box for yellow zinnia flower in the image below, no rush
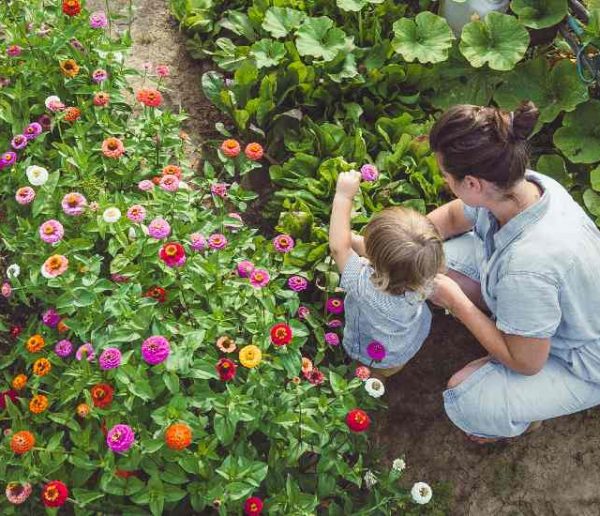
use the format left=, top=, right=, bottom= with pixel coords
left=239, top=345, right=262, bottom=368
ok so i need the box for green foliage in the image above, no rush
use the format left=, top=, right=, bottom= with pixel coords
left=392, top=12, right=455, bottom=64
left=511, top=0, right=568, bottom=29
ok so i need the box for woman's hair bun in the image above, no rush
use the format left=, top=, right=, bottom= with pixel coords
left=511, top=100, right=539, bottom=140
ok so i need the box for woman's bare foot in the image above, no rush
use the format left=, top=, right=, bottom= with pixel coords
left=466, top=421, right=543, bottom=444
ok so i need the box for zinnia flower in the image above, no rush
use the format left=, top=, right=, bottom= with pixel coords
left=12, top=374, right=27, bottom=390
left=76, top=403, right=90, bottom=417
left=239, top=345, right=262, bottom=368
left=159, top=242, right=186, bottom=267
left=7, top=45, right=22, bottom=58
left=244, top=143, right=264, bottom=161
left=24, top=122, right=42, bottom=140
left=101, top=137, right=125, bottom=158
left=136, top=88, right=163, bottom=107
left=10, top=430, right=35, bottom=454
left=55, top=339, right=73, bottom=357
left=75, top=342, right=95, bottom=362
left=221, top=139, right=241, bottom=157
left=327, top=319, right=343, bottom=328
left=190, top=233, right=206, bottom=251
left=208, top=233, right=228, bottom=250
left=270, top=323, right=292, bottom=346
left=62, top=0, right=81, bottom=16
left=324, top=332, right=339, bottom=346
left=156, top=64, right=170, bottom=78
left=39, top=220, right=64, bottom=244
left=63, top=106, right=81, bottom=123
left=62, top=192, right=86, bottom=215
left=0, top=390, right=18, bottom=410
left=216, top=358, right=237, bottom=381
left=5, top=482, right=32, bottom=505
left=364, top=470, right=378, bottom=490
left=326, top=298, right=344, bottom=314
left=360, top=164, right=379, bottom=182
left=41, top=255, right=68, bottom=278
left=288, top=276, right=308, bottom=292
left=91, top=383, right=114, bottom=408
left=345, top=408, right=371, bottom=432
left=26, top=334, right=45, bottom=353
left=107, top=424, right=135, bottom=453
left=93, top=91, right=110, bottom=107
left=301, top=357, right=313, bottom=373
left=365, top=377, right=385, bottom=398
left=272, top=234, right=294, bottom=253
left=216, top=336, right=236, bottom=353
left=249, top=268, right=270, bottom=289
left=102, top=207, right=121, bottom=223
left=29, top=394, right=49, bottom=414
left=138, top=179, right=154, bottom=191
left=392, top=458, right=406, bottom=472
left=141, top=336, right=170, bottom=365
left=126, top=205, right=146, bottom=223
left=42, top=308, right=61, bottom=327
left=411, top=482, right=433, bottom=505
left=355, top=366, right=371, bottom=380
left=92, top=69, right=108, bottom=83
left=165, top=423, right=192, bottom=450
left=15, top=186, right=35, bottom=205
left=159, top=174, right=179, bottom=192
left=148, top=217, right=171, bottom=239
left=144, top=286, right=167, bottom=303
left=60, top=59, right=80, bottom=78
left=366, top=341, right=386, bottom=362
left=1, top=282, right=11, bottom=298
left=44, top=95, right=64, bottom=112
left=244, top=496, right=264, bottom=515
left=11, top=134, right=27, bottom=150
left=41, top=480, right=68, bottom=508
left=89, top=11, right=108, bottom=28
left=236, top=260, right=254, bottom=278
left=99, top=347, right=122, bottom=370
left=297, top=306, right=310, bottom=320
left=303, top=368, right=324, bottom=385
left=6, top=264, right=20, bottom=279
left=26, top=165, right=49, bottom=186
left=210, top=183, right=228, bottom=198
left=162, top=164, right=182, bottom=178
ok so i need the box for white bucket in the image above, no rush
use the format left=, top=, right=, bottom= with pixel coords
left=439, top=0, right=510, bottom=35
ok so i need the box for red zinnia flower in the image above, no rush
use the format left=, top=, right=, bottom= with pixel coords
left=62, top=0, right=81, bottom=16
left=136, top=88, right=163, bottom=108
left=345, top=408, right=371, bottom=432
left=216, top=358, right=237, bottom=381
left=244, top=496, right=264, bottom=515
left=159, top=242, right=186, bottom=268
left=63, top=107, right=81, bottom=123
left=10, top=325, right=22, bottom=338
left=41, top=480, right=68, bottom=508
left=91, top=383, right=114, bottom=408
left=270, top=323, right=293, bottom=346
left=144, top=286, right=167, bottom=303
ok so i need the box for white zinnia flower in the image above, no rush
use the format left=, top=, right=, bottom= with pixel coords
left=26, top=165, right=49, bottom=186
left=6, top=264, right=20, bottom=279
left=363, top=470, right=378, bottom=490
left=102, top=207, right=121, bottom=223
left=44, top=95, right=62, bottom=111
left=411, top=482, right=432, bottom=505
left=392, top=458, right=406, bottom=473
left=365, top=377, right=385, bottom=398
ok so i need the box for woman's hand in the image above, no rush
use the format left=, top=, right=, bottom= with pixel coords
left=429, top=273, right=468, bottom=311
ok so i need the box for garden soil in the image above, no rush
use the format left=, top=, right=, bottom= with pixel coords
left=91, top=1, right=600, bottom=514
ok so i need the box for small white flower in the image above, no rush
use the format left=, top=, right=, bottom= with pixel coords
left=363, top=470, right=378, bottom=490
left=6, top=264, right=20, bottom=279
left=26, top=165, right=49, bottom=186
left=365, top=377, right=385, bottom=398
left=392, top=458, right=406, bottom=473
left=411, top=482, right=432, bottom=505
left=102, top=207, right=121, bottom=223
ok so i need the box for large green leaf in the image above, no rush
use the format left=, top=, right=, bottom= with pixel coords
left=494, top=57, right=589, bottom=125
left=336, top=0, right=383, bottom=12
left=511, top=0, right=567, bottom=29
left=295, top=17, right=351, bottom=62
left=250, top=39, right=287, bottom=68
left=459, top=12, right=530, bottom=71
left=536, top=154, right=573, bottom=188
left=554, top=100, right=600, bottom=164
left=262, top=7, right=306, bottom=38
left=392, top=11, right=454, bottom=64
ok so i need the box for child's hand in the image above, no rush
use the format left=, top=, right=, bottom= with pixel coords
left=335, top=170, right=361, bottom=200
left=429, top=273, right=466, bottom=311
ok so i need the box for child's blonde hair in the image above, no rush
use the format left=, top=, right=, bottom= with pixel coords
left=364, top=207, right=444, bottom=296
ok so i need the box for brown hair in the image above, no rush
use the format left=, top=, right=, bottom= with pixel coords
left=429, top=101, right=540, bottom=188
left=364, top=207, right=444, bottom=296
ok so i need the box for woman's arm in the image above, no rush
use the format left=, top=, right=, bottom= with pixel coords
left=428, top=199, right=474, bottom=240
left=431, top=275, right=550, bottom=375
left=329, top=171, right=361, bottom=272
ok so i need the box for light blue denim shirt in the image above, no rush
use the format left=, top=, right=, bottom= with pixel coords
left=340, top=250, right=432, bottom=368
left=465, top=171, right=600, bottom=383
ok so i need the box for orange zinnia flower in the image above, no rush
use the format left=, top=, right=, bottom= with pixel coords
left=33, top=358, right=51, bottom=377
left=165, top=423, right=192, bottom=450
left=26, top=334, right=45, bottom=353
left=244, top=142, right=264, bottom=161
left=57, top=321, right=69, bottom=333
left=60, top=59, right=80, bottom=78
left=93, top=91, right=110, bottom=107
left=76, top=403, right=90, bottom=418
left=12, top=374, right=28, bottom=390
left=136, top=88, right=162, bottom=108
left=64, top=107, right=81, bottom=122
left=220, top=139, right=241, bottom=158
left=161, top=164, right=182, bottom=178
left=10, top=431, right=35, bottom=454
left=29, top=394, right=48, bottom=414
left=101, top=137, right=125, bottom=158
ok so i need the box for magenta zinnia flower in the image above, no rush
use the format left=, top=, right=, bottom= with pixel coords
left=24, top=122, right=42, bottom=140
left=7, top=45, right=22, bottom=58
left=99, top=347, right=122, bottom=370
left=138, top=180, right=154, bottom=191
left=189, top=233, right=206, bottom=251
left=0, top=151, right=17, bottom=168
left=39, top=220, right=64, bottom=244
left=89, top=11, right=108, bottom=28
left=327, top=319, right=343, bottom=328
left=76, top=342, right=96, bottom=362
left=42, top=308, right=61, bottom=327
left=208, top=233, right=228, bottom=250
left=15, top=186, right=35, bottom=205
left=249, top=268, right=270, bottom=289
left=298, top=306, right=310, bottom=320
left=366, top=341, right=386, bottom=362
left=324, top=332, right=340, bottom=346
left=273, top=234, right=295, bottom=253
left=126, top=204, right=146, bottom=223
left=92, top=69, right=108, bottom=83
left=106, top=424, right=135, bottom=453
left=326, top=298, right=344, bottom=315
left=360, top=164, right=379, bottom=182
left=210, top=183, right=228, bottom=198
left=141, top=336, right=170, bottom=365
left=236, top=260, right=254, bottom=278
left=62, top=192, right=86, bottom=216
left=55, top=339, right=73, bottom=358
left=288, top=276, right=308, bottom=292
left=1, top=282, right=11, bottom=298
left=148, top=218, right=171, bottom=240
left=11, top=134, right=27, bottom=150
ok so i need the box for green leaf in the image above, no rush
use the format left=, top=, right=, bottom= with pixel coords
left=392, top=12, right=454, bottom=64
left=536, top=155, right=572, bottom=187
left=295, top=17, right=350, bottom=62
left=459, top=12, right=529, bottom=71
left=250, top=39, right=287, bottom=68
left=511, top=0, right=567, bottom=29
left=336, top=0, right=368, bottom=12
left=583, top=189, right=600, bottom=216
left=72, top=488, right=104, bottom=506
left=214, top=414, right=236, bottom=445
left=591, top=165, right=600, bottom=192
left=554, top=100, right=600, bottom=163
left=262, top=7, right=306, bottom=38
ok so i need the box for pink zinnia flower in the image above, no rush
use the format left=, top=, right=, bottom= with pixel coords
left=7, top=45, right=22, bottom=57
left=249, top=268, right=270, bottom=289
left=297, top=306, right=310, bottom=320
left=5, top=482, right=32, bottom=505
left=273, top=234, right=295, bottom=253
left=92, top=69, right=108, bottom=83
left=288, top=276, right=308, bottom=292
left=303, top=368, right=325, bottom=385
left=148, top=218, right=171, bottom=240
left=141, top=336, right=170, bottom=365
left=327, top=319, right=343, bottom=328
left=236, top=260, right=254, bottom=278
left=99, top=347, right=122, bottom=370
left=54, top=339, right=73, bottom=358
left=45, top=95, right=64, bottom=112
left=39, top=220, right=65, bottom=244
left=76, top=342, right=96, bottom=362
left=24, top=122, right=42, bottom=140
left=159, top=174, right=179, bottom=192
left=42, top=308, right=61, bottom=327
left=190, top=233, right=207, bottom=251
left=15, top=187, right=35, bottom=205
left=326, top=298, right=344, bottom=314
left=324, top=332, right=340, bottom=346
left=106, top=424, right=135, bottom=453
left=355, top=365, right=371, bottom=380
left=159, top=242, right=186, bottom=267
left=126, top=205, right=146, bottom=223
left=1, top=282, right=11, bottom=298
left=37, top=114, right=51, bottom=131
left=41, top=254, right=68, bottom=278
left=366, top=341, right=386, bottom=362
left=138, top=180, right=154, bottom=191
left=210, top=183, right=228, bottom=198
left=156, top=64, right=170, bottom=78
left=208, top=233, right=228, bottom=250
left=11, top=135, right=27, bottom=150
left=360, top=164, right=379, bottom=182
left=62, top=192, right=86, bottom=215
left=89, top=11, right=108, bottom=29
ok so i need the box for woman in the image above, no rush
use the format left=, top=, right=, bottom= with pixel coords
left=427, top=101, right=600, bottom=441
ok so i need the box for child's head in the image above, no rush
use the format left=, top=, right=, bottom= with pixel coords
left=364, top=207, right=444, bottom=296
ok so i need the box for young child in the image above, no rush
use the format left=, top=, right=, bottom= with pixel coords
left=329, top=170, right=444, bottom=378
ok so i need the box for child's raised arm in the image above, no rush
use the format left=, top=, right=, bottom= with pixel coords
left=329, top=170, right=361, bottom=272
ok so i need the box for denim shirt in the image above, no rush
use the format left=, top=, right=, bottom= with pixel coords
left=340, top=251, right=432, bottom=368
left=465, top=171, right=600, bottom=382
